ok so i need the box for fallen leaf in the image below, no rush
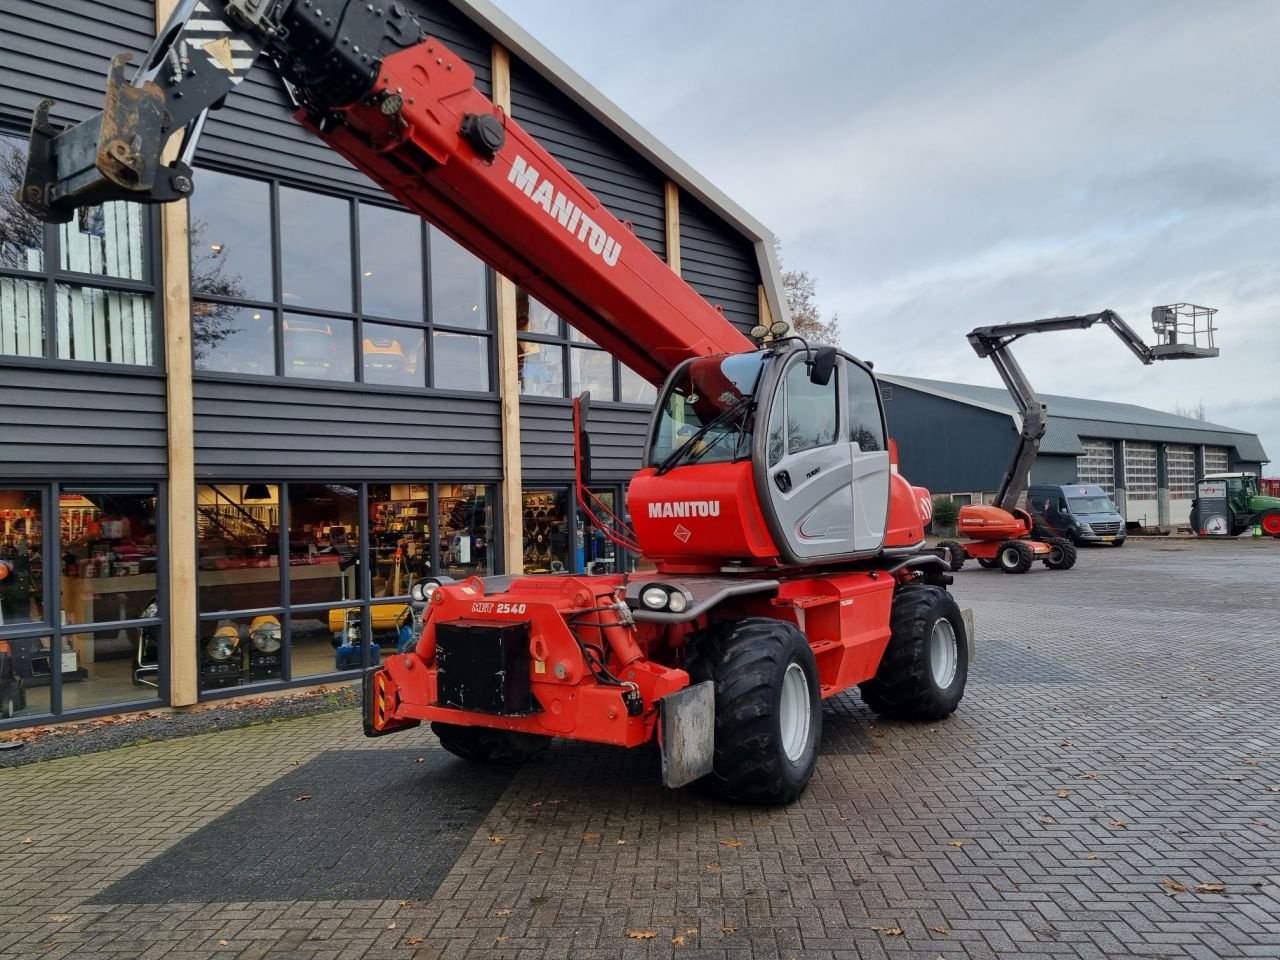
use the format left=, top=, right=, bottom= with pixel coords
left=48, top=916, right=71, bottom=923
left=1057, top=790, right=1070, bottom=799
left=1195, top=882, right=1226, bottom=893
left=487, top=835, right=504, bottom=844
left=582, top=832, right=600, bottom=841
left=1041, top=816, right=1056, bottom=825
left=1243, top=759, right=1259, bottom=766
left=672, top=935, right=686, bottom=947
left=1161, top=877, right=1188, bottom=895
left=1110, top=819, right=1128, bottom=829
left=1076, top=772, right=1098, bottom=780
left=720, top=926, right=738, bottom=934
left=627, top=930, right=657, bottom=939
left=218, top=940, right=228, bottom=946
left=934, top=926, right=950, bottom=934
left=720, top=838, right=742, bottom=848
left=405, top=936, right=424, bottom=945
left=20, top=837, right=34, bottom=845
left=291, top=760, right=300, bottom=766
left=387, top=921, right=396, bottom=929
left=414, top=757, right=425, bottom=764
left=1060, top=740, right=1073, bottom=747
left=947, top=840, right=967, bottom=848
left=871, top=925, right=904, bottom=936
left=495, top=908, right=512, bottom=916
left=871, top=729, right=885, bottom=739
left=294, top=795, right=312, bottom=802
left=616, top=839, right=627, bottom=845
left=1086, top=854, right=1100, bottom=861
left=399, top=900, right=415, bottom=907
left=1265, top=786, right=1280, bottom=793
left=705, top=863, right=722, bottom=873
left=495, top=936, right=509, bottom=943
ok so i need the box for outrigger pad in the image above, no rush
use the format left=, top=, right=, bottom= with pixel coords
left=658, top=680, right=715, bottom=789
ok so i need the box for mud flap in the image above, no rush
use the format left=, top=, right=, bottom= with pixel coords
left=657, top=680, right=715, bottom=788
left=961, top=607, right=976, bottom=663
left=362, top=666, right=420, bottom=738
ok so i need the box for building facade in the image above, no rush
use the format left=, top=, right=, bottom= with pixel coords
left=880, top=375, right=1270, bottom=527
left=0, top=0, right=787, bottom=728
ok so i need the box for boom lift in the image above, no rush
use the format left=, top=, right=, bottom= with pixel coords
left=937, top=306, right=1218, bottom=574
left=19, top=0, right=968, bottom=803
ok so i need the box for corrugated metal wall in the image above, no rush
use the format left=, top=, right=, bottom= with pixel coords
left=882, top=386, right=1018, bottom=493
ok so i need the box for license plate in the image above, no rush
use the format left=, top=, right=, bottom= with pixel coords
left=1102, top=536, right=1115, bottom=541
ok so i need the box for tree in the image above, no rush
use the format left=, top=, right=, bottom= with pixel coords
left=0, top=136, right=45, bottom=270
left=781, top=265, right=840, bottom=346
left=1172, top=400, right=1208, bottom=422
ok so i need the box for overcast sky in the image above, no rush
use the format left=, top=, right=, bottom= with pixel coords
left=497, top=0, right=1279, bottom=466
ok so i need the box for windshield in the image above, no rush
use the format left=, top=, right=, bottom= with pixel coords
left=649, top=353, right=765, bottom=468
left=1068, top=496, right=1117, bottom=514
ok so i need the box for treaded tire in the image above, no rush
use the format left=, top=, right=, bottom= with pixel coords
left=1043, top=538, right=1078, bottom=570
left=937, top=540, right=967, bottom=572
left=997, top=539, right=1035, bottom=574
left=859, top=585, right=968, bottom=721
left=1259, top=511, right=1280, bottom=537
left=690, top=617, right=821, bottom=805
left=977, top=557, right=999, bottom=569
left=431, top=722, right=550, bottom=764
left=1112, top=537, right=1126, bottom=547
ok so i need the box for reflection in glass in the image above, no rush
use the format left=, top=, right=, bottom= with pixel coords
left=516, top=290, right=558, bottom=336
left=56, top=627, right=161, bottom=710
left=59, top=489, right=160, bottom=629
left=439, top=483, right=493, bottom=578
left=54, top=284, right=153, bottom=365
left=362, top=321, right=422, bottom=388
left=619, top=363, right=657, bottom=405
left=279, top=186, right=352, bottom=311
left=190, top=170, right=272, bottom=301
left=433, top=331, right=489, bottom=392
left=430, top=229, right=487, bottom=329
left=193, top=302, right=275, bottom=374
left=288, top=484, right=360, bottom=606
left=59, top=202, right=147, bottom=281
left=283, top=313, right=353, bottom=381
left=571, top=346, right=615, bottom=401
left=197, top=483, right=281, bottom=614
left=567, top=324, right=596, bottom=346
left=0, top=277, right=45, bottom=359
left=517, top=339, right=564, bottom=397
left=0, top=489, right=43, bottom=625
left=360, top=204, right=422, bottom=321
left=0, top=134, right=45, bottom=272
left=0, top=635, right=49, bottom=719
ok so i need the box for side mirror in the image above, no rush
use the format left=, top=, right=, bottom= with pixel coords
left=809, top=346, right=837, bottom=386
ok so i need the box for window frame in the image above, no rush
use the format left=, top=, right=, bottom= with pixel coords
left=188, top=165, right=497, bottom=398
left=1, top=128, right=163, bottom=373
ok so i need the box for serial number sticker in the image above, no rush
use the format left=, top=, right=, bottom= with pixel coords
left=470, top=601, right=527, bottom=615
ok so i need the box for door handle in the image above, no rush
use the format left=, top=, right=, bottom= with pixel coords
left=774, top=470, right=792, bottom=493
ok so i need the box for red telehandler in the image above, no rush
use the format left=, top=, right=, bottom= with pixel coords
left=19, top=0, right=971, bottom=804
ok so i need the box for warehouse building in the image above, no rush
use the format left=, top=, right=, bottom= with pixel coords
left=0, top=0, right=787, bottom=727
left=880, top=375, right=1270, bottom=528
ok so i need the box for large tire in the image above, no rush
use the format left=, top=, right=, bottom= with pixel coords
left=1260, top=511, right=1280, bottom=538
left=690, top=618, right=821, bottom=805
left=976, top=557, right=999, bottom=569
left=860, top=586, right=968, bottom=721
left=1112, top=537, right=1126, bottom=547
left=936, top=540, right=967, bottom=572
left=1, top=691, right=13, bottom=720
left=997, top=539, right=1035, bottom=574
left=1043, top=538, right=1078, bottom=571
left=431, top=722, right=550, bottom=765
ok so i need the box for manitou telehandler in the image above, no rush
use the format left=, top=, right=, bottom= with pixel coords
left=20, top=0, right=971, bottom=804
left=936, top=306, right=1219, bottom=574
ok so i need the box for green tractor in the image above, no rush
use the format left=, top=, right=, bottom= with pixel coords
left=1190, top=473, right=1280, bottom=538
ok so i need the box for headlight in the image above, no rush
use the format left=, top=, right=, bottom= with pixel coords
left=640, top=585, right=670, bottom=610
left=141, top=600, right=159, bottom=619
left=250, top=623, right=282, bottom=653
left=410, top=578, right=440, bottom=603
left=666, top=591, right=689, bottom=614
left=206, top=631, right=239, bottom=661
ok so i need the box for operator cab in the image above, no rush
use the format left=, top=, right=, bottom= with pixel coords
left=628, top=343, right=894, bottom=568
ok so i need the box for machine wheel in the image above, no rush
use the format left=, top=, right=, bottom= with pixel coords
left=997, top=540, right=1035, bottom=574
left=1112, top=537, right=1126, bottom=547
left=691, top=617, right=821, bottom=805
left=431, top=722, right=550, bottom=765
left=937, top=540, right=967, bottom=572
left=1260, top=511, right=1280, bottom=537
left=1, top=692, right=13, bottom=720
left=1043, top=538, right=1078, bottom=571
left=859, top=585, right=968, bottom=721
left=976, top=557, right=999, bottom=569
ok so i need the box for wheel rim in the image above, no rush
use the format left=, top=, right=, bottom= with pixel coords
left=929, top=618, right=959, bottom=690
left=1001, top=547, right=1020, bottom=566
left=1263, top=514, right=1280, bottom=536
left=779, top=662, right=812, bottom=763
left=1050, top=544, right=1064, bottom=564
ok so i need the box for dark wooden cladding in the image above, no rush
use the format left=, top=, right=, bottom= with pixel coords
left=678, top=190, right=760, bottom=335
left=520, top=400, right=649, bottom=483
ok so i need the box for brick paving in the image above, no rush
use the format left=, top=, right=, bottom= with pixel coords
left=1, top=539, right=1277, bottom=960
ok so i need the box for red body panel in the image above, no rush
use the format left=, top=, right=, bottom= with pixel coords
left=955, top=505, right=1051, bottom=557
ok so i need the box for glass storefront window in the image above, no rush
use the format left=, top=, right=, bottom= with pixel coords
left=433, top=331, right=489, bottom=392
left=197, top=484, right=282, bottom=614
left=59, top=203, right=147, bottom=281
left=198, top=613, right=285, bottom=691
left=59, top=490, right=160, bottom=629
left=517, top=291, right=559, bottom=336
left=279, top=186, right=352, bottom=312
left=362, top=322, right=422, bottom=388
left=283, top=313, right=354, bottom=382
left=0, top=634, right=50, bottom=720
left=522, top=489, right=570, bottom=573
left=430, top=230, right=487, bottom=330
left=368, top=484, right=433, bottom=590
left=518, top=339, right=564, bottom=397
left=190, top=169, right=273, bottom=302
left=1, top=134, right=45, bottom=272
left=193, top=302, right=275, bottom=375
left=571, top=346, right=615, bottom=401
left=0, top=490, right=42, bottom=626
left=619, top=363, right=657, bottom=405
left=288, top=484, right=360, bottom=606
left=291, top=606, right=363, bottom=679
left=0, top=277, right=45, bottom=359
left=359, top=204, right=422, bottom=322
left=439, top=484, right=494, bottom=579
left=53, top=284, right=153, bottom=365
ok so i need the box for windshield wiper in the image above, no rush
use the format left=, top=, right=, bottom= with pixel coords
left=655, top=394, right=755, bottom=476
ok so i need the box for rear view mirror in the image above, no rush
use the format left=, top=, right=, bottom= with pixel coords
left=809, top=346, right=837, bottom=386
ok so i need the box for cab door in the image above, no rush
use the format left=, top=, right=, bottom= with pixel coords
left=843, top=359, right=890, bottom=552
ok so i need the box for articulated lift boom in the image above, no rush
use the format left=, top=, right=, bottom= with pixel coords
left=20, top=0, right=968, bottom=804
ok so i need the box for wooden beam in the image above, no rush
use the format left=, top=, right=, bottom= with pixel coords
left=491, top=42, right=524, bottom=575
left=757, top=284, right=773, bottom=328
left=664, top=180, right=681, bottom=274
left=156, top=0, right=198, bottom=706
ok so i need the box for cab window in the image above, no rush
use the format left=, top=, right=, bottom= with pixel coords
left=845, top=363, right=885, bottom=451
left=784, top=360, right=838, bottom=456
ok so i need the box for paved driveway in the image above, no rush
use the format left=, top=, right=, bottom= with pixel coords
left=2, top=540, right=1277, bottom=960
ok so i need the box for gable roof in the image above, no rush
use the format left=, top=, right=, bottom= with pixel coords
left=447, top=0, right=788, bottom=327
left=880, top=374, right=1269, bottom=463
